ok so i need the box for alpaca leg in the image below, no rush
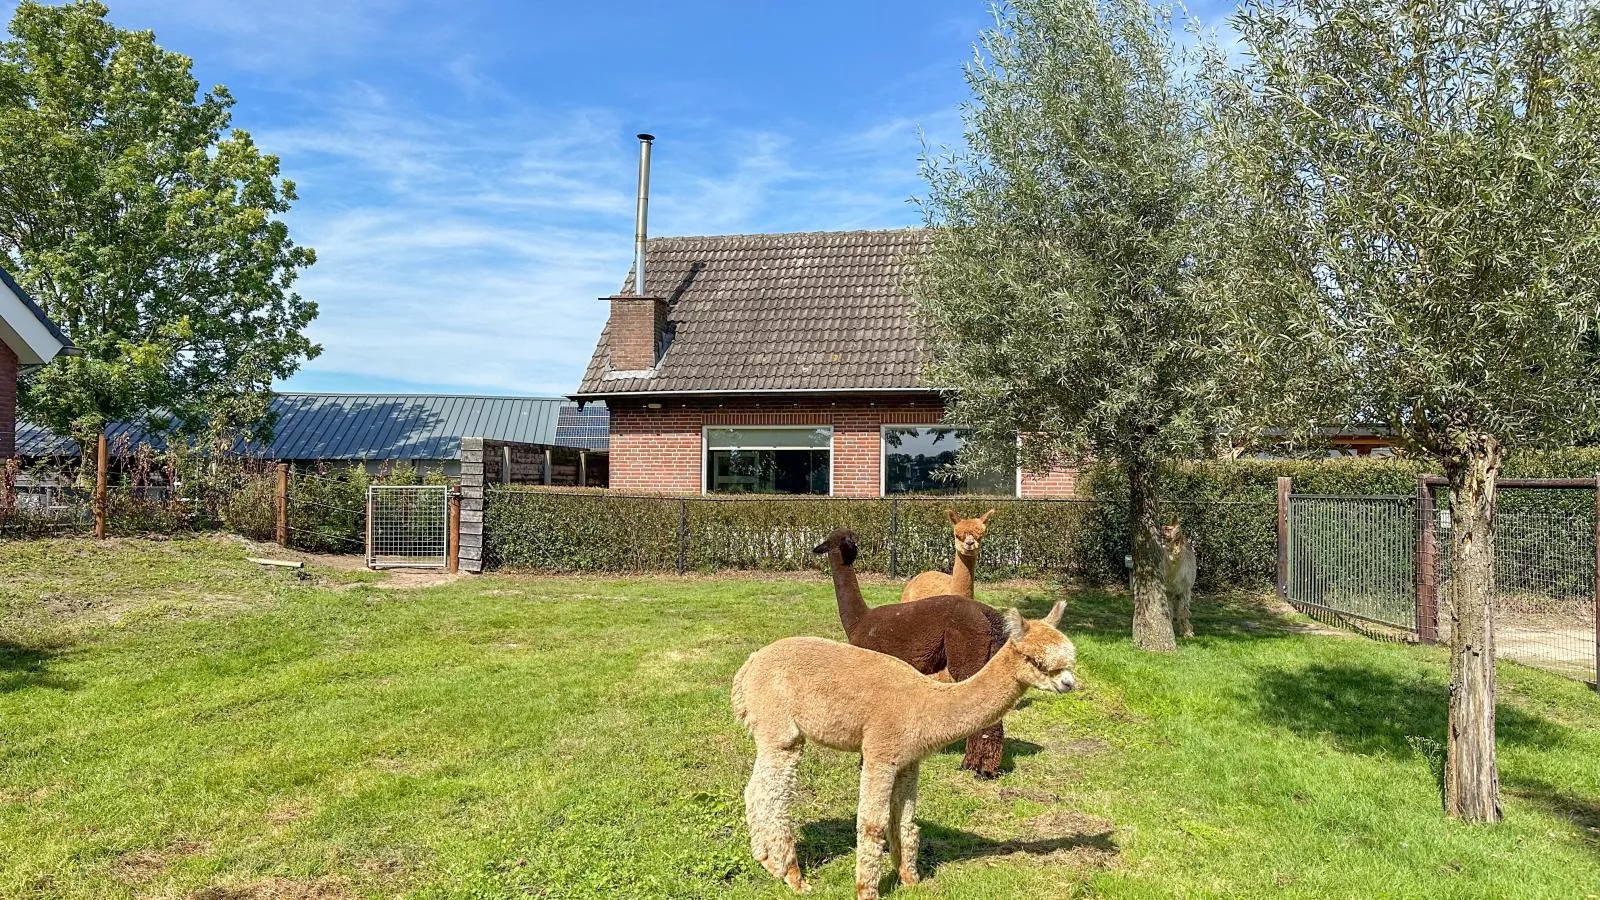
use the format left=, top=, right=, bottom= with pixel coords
left=887, top=762, right=920, bottom=887
left=962, top=721, right=1005, bottom=779
left=745, top=742, right=808, bottom=893
left=1179, top=588, right=1194, bottom=638
left=946, top=636, right=1001, bottom=778
left=854, top=762, right=895, bottom=900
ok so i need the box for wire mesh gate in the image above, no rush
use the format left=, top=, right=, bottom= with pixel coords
left=366, top=485, right=449, bottom=568
left=1284, top=485, right=1599, bottom=686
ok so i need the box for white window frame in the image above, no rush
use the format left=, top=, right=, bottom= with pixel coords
left=701, top=425, right=835, bottom=496
left=879, top=424, right=1020, bottom=498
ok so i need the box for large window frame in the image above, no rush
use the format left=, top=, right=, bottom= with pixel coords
left=701, top=425, right=835, bottom=495
left=879, top=424, right=1020, bottom=497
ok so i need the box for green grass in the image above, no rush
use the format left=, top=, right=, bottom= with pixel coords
left=2, top=536, right=1598, bottom=899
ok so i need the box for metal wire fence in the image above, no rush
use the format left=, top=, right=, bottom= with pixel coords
left=367, top=485, right=449, bottom=568
left=1286, top=485, right=1599, bottom=685
left=1436, top=506, right=1598, bottom=682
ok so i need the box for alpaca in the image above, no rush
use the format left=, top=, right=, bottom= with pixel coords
left=1159, top=522, right=1197, bottom=639
left=814, top=528, right=1007, bottom=778
left=732, top=601, right=1074, bottom=899
left=899, top=508, right=994, bottom=603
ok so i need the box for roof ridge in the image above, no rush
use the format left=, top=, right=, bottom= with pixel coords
left=644, top=227, right=927, bottom=244
left=273, top=392, right=572, bottom=402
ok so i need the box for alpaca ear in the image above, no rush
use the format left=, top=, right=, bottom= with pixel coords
left=840, top=533, right=858, bottom=566
left=1043, top=600, right=1065, bottom=628
left=945, top=508, right=960, bottom=525
left=1003, top=608, right=1027, bottom=643
left=980, top=508, right=996, bottom=523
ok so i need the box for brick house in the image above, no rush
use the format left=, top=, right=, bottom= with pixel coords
left=1, top=265, right=72, bottom=460
left=570, top=229, right=1077, bottom=497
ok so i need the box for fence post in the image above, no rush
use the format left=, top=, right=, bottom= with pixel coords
left=1275, top=476, right=1290, bottom=602
left=448, top=485, right=461, bottom=574
left=364, top=488, right=375, bottom=569
left=94, top=432, right=108, bottom=540
left=1593, top=473, right=1599, bottom=693
left=889, top=498, right=900, bottom=578
left=677, top=498, right=688, bottom=575
left=275, top=462, right=290, bottom=547
left=1416, top=476, right=1439, bottom=644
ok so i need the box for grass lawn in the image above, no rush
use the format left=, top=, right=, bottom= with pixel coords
left=2, top=536, right=1599, bottom=899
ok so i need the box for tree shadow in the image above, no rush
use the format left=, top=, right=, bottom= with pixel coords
left=0, top=640, right=76, bottom=693
left=797, top=813, right=1117, bottom=874
left=1505, top=777, right=1600, bottom=849
left=1251, top=660, right=1568, bottom=759
left=1012, top=588, right=1313, bottom=642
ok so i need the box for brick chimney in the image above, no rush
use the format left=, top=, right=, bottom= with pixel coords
left=604, top=293, right=667, bottom=373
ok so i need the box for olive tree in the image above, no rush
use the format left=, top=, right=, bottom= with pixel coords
left=917, top=0, right=1221, bottom=651
left=1206, top=0, right=1600, bottom=821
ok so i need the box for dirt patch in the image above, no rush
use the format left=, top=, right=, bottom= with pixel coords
left=1015, top=810, right=1119, bottom=867
left=265, top=800, right=312, bottom=828
left=1049, top=737, right=1112, bottom=758
left=109, top=840, right=206, bottom=884
left=187, top=877, right=354, bottom=900
left=997, top=786, right=1063, bottom=804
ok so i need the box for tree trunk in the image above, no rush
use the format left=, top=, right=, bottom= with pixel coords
left=1442, top=432, right=1503, bottom=824
left=1129, top=461, right=1177, bottom=652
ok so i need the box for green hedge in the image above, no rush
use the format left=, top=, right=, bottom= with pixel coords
left=485, top=450, right=1600, bottom=590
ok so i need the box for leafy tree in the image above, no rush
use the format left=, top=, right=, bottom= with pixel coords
left=1206, top=0, right=1600, bottom=822
left=0, top=0, right=318, bottom=449
left=917, top=0, right=1219, bottom=651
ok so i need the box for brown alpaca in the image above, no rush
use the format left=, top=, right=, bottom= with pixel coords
left=814, top=528, right=1006, bottom=778
left=900, top=508, right=994, bottom=602
left=732, top=601, right=1074, bottom=899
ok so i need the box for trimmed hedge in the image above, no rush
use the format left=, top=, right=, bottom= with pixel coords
left=482, top=451, right=1600, bottom=588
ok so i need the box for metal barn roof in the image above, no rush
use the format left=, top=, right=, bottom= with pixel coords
left=16, top=393, right=593, bottom=461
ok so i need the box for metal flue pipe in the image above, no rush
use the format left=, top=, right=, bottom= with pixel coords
left=634, top=133, right=654, bottom=295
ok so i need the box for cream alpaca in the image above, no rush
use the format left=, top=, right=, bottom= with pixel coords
left=732, top=601, right=1075, bottom=899
left=900, top=508, right=994, bottom=602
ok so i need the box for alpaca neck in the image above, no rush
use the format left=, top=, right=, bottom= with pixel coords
left=828, top=549, right=869, bottom=634
left=919, top=643, right=1029, bottom=748
left=951, top=546, right=978, bottom=597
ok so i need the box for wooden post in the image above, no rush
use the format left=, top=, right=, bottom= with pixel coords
left=1275, top=476, right=1291, bottom=602
left=275, top=462, right=290, bottom=547
left=94, top=432, right=108, bottom=540
left=501, top=445, right=511, bottom=485
left=1417, top=477, right=1440, bottom=644
left=543, top=448, right=552, bottom=486
left=1593, top=474, right=1599, bottom=693
left=579, top=450, right=587, bottom=488
left=448, top=486, right=461, bottom=574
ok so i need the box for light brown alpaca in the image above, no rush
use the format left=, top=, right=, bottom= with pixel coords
left=899, top=508, right=994, bottom=602
left=1159, top=522, right=1197, bottom=639
left=732, top=601, right=1074, bottom=898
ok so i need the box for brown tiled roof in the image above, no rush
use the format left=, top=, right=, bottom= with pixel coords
left=574, top=229, right=933, bottom=396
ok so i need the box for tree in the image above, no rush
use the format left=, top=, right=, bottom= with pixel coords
left=0, top=0, right=318, bottom=450
left=1206, top=0, right=1600, bottom=822
left=917, top=0, right=1220, bottom=651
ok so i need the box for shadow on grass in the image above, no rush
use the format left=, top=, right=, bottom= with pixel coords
left=798, top=814, right=1116, bottom=873
left=1011, top=587, right=1312, bottom=642
left=0, top=640, right=75, bottom=693
left=1252, top=661, right=1568, bottom=758
left=1506, top=777, right=1600, bottom=847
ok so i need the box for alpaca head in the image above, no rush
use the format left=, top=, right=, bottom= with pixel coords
left=1000, top=601, right=1077, bottom=693
left=945, top=508, right=995, bottom=555
left=812, top=528, right=858, bottom=566
left=1159, top=522, right=1188, bottom=554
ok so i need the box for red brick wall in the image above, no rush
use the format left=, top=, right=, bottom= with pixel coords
left=606, top=395, right=1078, bottom=497
left=1021, top=467, right=1077, bottom=497
left=0, top=341, right=16, bottom=459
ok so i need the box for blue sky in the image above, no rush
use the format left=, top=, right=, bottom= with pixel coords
left=8, top=0, right=1239, bottom=398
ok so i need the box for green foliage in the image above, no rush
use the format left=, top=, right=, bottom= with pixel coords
left=0, top=0, right=318, bottom=442
left=1205, top=0, right=1600, bottom=453
left=917, top=0, right=1220, bottom=477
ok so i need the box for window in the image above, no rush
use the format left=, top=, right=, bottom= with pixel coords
left=705, top=427, right=832, bottom=494
left=882, top=426, right=1016, bottom=496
